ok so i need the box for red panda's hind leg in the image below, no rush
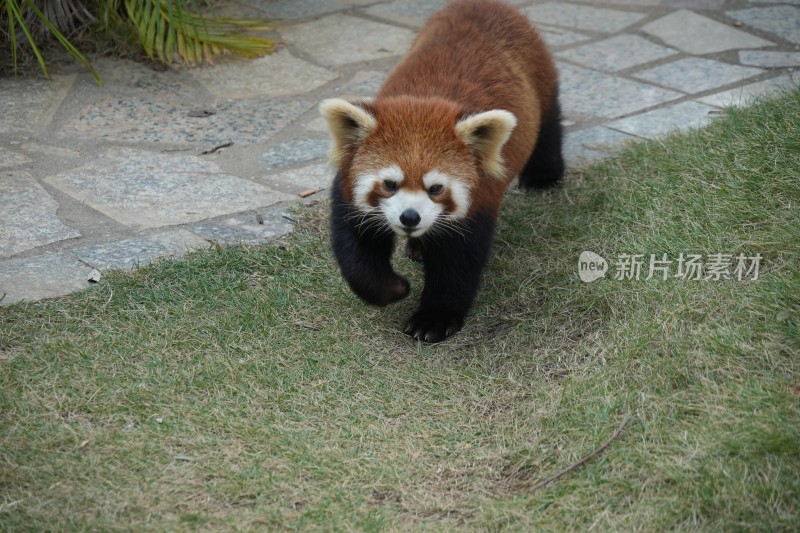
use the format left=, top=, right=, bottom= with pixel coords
left=518, top=97, right=565, bottom=190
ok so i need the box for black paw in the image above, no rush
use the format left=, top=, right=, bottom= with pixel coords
left=403, top=311, right=464, bottom=343
left=355, top=274, right=410, bottom=307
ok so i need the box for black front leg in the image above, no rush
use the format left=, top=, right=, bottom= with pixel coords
left=330, top=176, right=410, bottom=306
left=404, top=211, right=496, bottom=343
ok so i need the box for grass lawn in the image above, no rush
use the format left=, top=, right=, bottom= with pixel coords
left=2, top=88, right=799, bottom=531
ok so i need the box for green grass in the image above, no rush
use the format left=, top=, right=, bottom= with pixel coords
left=2, top=88, right=799, bottom=531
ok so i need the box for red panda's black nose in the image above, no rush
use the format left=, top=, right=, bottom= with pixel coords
left=400, top=209, right=421, bottom=228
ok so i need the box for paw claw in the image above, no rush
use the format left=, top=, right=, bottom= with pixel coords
left=403, top=311, right=464, bottom=343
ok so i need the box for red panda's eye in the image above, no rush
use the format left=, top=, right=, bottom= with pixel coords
left=428, top=184, right=444, bottom=196
left=383, top=180, right=398, bottom=192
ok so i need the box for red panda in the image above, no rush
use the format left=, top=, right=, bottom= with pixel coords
left=320, top=0, right=563, bottom=343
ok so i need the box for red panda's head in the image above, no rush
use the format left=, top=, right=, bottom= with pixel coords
left=320, top=96, right=516, bottom=238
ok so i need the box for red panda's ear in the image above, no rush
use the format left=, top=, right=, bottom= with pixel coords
left=319, top=99, right=377, bottom=168
left=455, top=110, right=517, bottom=180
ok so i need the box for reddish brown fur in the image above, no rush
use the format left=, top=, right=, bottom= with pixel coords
left=345, top=0, right=559, bottom=215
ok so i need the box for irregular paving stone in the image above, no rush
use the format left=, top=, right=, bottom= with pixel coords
left=0, top=75, right=74, bottom=134
left=305, top=117, right=330, bottom=133
left=364, top=0, right=448, bottom=28
left=588, top=0, right=726, bottom=7
left=0, top=253, right=91, bottom=305
left=606, top=101, right=718, bottom=139
left=727, top=6, right=800, bottom=45
left=634, top=57, right=764, bottom=94
left=62, top=57, right=306, bottom=145
left=281, top=14, right=415, bottom=66
left=558, top=64, right=682, bottom=119
left=64, top=96, right=314, bottom=145
left=738, top=50, right=800, bottom=68
left=557, top=34, right=677, bottom=72
left=538, top=26, right=591, bottom=48
left=0, top=147, right=31, bottom=169
left=71, top=230, right=210, bottom=271
left=0, top=172, right=80, bottom=257
left=260, top=137, right=331, bottom=169
left=272, top=163, right=334, bottom=194
left=45, top=148, right=293, bottom=229
left=190, top=207, right=295, bottom=246
left=258, top=0, right=375, bottom=19
left=88, top=56, right=197, bottom=92
left=20, top=143, right=80, bottom=159
left=642, top=10, right=773, bottom=54
left=522, top=3, right=646, bottom=33
left=340, top=71, right=389, bottom=97
left=564, top=127, right=637, bottom=166
left=191, top=50, right=340, bottom=98
left=697, top=73, right=798, bottom=108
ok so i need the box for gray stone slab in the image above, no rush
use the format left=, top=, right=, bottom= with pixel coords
left=0, top=75, right=74, bottom=134
left=258, top=0, right=375, bottom=20
left=364, top=0, right=448, bottom=28
left=63, top=96, right=313, bottom=145
left=260, top=137, right=331, bottom=169
left=0, top=171, right=81, bottom=257
left=190, top=207, right=294, bottom=246
left=564, top=127, right=637, bottom=166
left=87, top=56, right=199, bottom=98
left=727, top=6, right=800, bottom=45
left=642, top=10, right=773, bottom=54
left=557, top=34, right=677, bottom=72
left=271, top=163, right=334, bottom=195
left=304, top=116, right=330, bottom=133
left=45, top=148, right=293, bottom=229
left=281, top=14, right=415, bottom=67
left=0, top=147, right=31, bottom=169
left=606, top=101, right=718, bottom=139
left=191, top=50, right=340, bottom=98
left=697, top=73, right=798, bottom=108
left=538, top=26, right=591, bottom=48
left=19, top=143, right=80, bottom=159
left=0, top=252, right=91, bottom=305
left=587, top=0, right=726, bottom=7
left=558, top=64, right=683, bottom=120
left=634, top=57, right=764, bottom=94
left=522, top=3, right=646, bottom=33
left=739, top=50, right=800, bottom=68
left=71, top=230, right=210, bottom=271
left=340, top=70, right=389, bottom=98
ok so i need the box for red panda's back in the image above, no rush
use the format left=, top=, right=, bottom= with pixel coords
left=376, top=0, right=558, bottom=179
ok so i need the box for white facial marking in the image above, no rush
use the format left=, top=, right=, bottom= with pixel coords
left=424, top=170, right=471, bottom=219
left=353, top=165, right=403, bottom=211
left=352, top=166, right=470, bottom=237
left=383, top=190, right=443, bottom=237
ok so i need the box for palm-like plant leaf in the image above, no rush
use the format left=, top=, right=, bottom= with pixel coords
left=123, top=0, right=273, bottom=65
left=2, top=0, right=100, bottom=84
left=2, top=0, right=274, bottom=84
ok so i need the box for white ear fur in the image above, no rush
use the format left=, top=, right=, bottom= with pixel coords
left=319, top=98, right=378, bottom=167
left=455, top=110, right=517, bottom=180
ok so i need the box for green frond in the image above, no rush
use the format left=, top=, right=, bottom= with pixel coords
left=2, top=0, right=273, bottom=84
left=123, top=0, right=274, bottom=66
left=21, top=0, right=101, bottom=84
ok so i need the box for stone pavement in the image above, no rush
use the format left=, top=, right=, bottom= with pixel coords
left=1, top=0, right=798, bottom=305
